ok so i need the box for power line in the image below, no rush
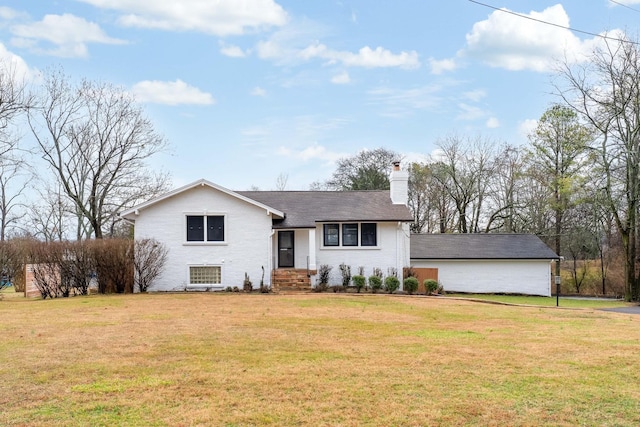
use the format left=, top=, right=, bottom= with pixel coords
left=609, top=0, right=640, bottom=13
left=468, top=0, right=640, bottom=46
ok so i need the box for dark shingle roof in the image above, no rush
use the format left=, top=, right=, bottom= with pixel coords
left=238, top=190, right=413, bottom=228
left=410, top=234, right=559, bottom=260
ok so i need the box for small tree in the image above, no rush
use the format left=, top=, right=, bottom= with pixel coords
left=424, top=279, right=438, bottom=295
left=404, top=277, right=419, bottom=295
left=384, top=276, right=400, bottom=294
left=339, top=263, right=351, bottom=288
left=133, top=238, right=168, bottom=292
left=316, top=264, right=332, bottom=292
left=352, top=275, right=366, bottom=293
left=368, top=275, right=382, bottom=293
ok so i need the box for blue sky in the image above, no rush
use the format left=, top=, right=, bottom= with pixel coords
left=0, top=0, right=637, bottom=190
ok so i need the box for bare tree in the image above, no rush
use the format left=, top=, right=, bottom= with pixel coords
left=433, top=136, right=495, bottom=233
left=0, top=157, right=29, bottom=241
left=275, top=173, right=288, bottom=191
left=556, top=34, right=640, bottom=300
left=0, top=60, right=33, bottom=241
left=133, top=238, right=168, bottom=292
left=28, top=70, right=170, bottom=239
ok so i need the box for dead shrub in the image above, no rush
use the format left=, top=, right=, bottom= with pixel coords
left=133, top=238, right=168, bottom=292
left=91, top=239, right=134, bottom=293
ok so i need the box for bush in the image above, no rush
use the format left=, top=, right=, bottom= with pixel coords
left=368, top=275, right=382, bottom=293
left=133, top=238, right=168, bottom=292
left=243, top=272, right=252, bottom=292
left=315, top=264, right=332, bottom=291
left=404, top=277, right=419, bottom=295
left=384, top=276, right=400, bottom=294
left=332, top=285, right=345, bottom=293
left=352, top=275, right=366, bottom=293
left=339, top=263, right=351, bottom=287
left=424, top=279, right=438, bottom=295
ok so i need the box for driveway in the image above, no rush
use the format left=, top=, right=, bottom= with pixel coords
left=600, top=306, right=640, bottom=315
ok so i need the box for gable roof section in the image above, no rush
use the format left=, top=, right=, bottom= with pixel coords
left=410, top=234, right=559, bottom=260
left=238, top=190, right=413, bottom=228
left=120, top=179, right=285, bottom=220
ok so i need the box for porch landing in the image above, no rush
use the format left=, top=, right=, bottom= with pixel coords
left=273, top=269, right=315, bottom=292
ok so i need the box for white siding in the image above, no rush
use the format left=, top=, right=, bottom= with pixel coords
left=314, top=222, right=410, bottom=286
left=410, top=259, right=552, bottom=296
left=132, top=185, right=273, bottom=291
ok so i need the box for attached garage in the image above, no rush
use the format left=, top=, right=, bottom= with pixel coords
left=410, top=234, right=559, bottom=296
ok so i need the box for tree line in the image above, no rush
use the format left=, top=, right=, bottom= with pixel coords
left=1, top=34, right=640, bottom=300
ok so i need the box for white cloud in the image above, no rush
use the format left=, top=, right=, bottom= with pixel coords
left=486, top=117, right=500, bottom=128
left=0, top=43, right=35, bottom=81
left=0, top=6, right=26, bottom=20
left=250, top=86, right=266, bottom=96
left=132, top=79, right=215, bottom=105
left=277, top=144, right=342, bottom=162
left=256, top=23, right=419, bottom=70
left=10, top=14, right=126, bottom=58
left=463, top=4, right=588, bottom=72
left=331, top=71, right=350, bottom=84
left=429, top=57, right=457, bottom=74
left=77, top=0, right=288, bottom=36
left=519, top=118, right=538, bottom=138
left=463, top=89, right=486, bottom=102
left=219, top=43, right=246, bottom=58
left=299, top=42, right=420, bottom=69
left=368, top=84, right=446, bottom=118
left=456, top=103, right=486, bottom=121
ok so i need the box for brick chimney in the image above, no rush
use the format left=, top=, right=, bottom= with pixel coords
left=389, top=161, right=408, bottom=205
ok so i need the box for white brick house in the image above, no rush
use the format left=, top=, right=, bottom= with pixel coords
left=121, top=164, right=413, bottom=291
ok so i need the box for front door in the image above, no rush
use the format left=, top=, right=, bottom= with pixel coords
left=278, top=231, right=295, bottom=268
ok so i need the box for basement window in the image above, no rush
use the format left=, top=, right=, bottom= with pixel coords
left=189, top=266, right=221, bottom=285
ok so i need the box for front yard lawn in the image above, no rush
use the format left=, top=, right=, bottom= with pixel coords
left=1, top=293, right=639, bottom=426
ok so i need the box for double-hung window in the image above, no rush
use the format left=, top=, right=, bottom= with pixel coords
left=186, top=215, right=225, bottom=242
left=342, top=223, right=358, bottom=246
left=323, top=224, right=339, bottom=246
left=322, top=222, right=377, bottom=247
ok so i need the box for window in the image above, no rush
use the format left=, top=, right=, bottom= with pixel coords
left=322, top=223, right=377, bottom=247
left=186, top=215, right=224, bottom=242
left=361, top=223, right=377, bottom=246
left=323, top=224, right=339, bottom=246
left=189, top=266, right=221, bottom=284
left=342, top=223, right=358, bottom=246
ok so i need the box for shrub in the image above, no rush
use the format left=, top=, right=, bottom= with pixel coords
left=313, top=282, right=329, bottom=292
left=332, top=285, right=345, bottom=293
left=384, top=276, right=400, bottom=294
left=318, top=264, right=332, bottom=286
left=339, top=263, right=351, bottom=287
left=352, top=275, right=366, bottom=293
left=424, top=279, right=438, bottom=295
left=368, top=275, right=382, bottom=293
left=243, top=273, right=252, bottom=292
left=404, top=277, right=419, bottom=295
left=133, top=238, right=168, bottom=292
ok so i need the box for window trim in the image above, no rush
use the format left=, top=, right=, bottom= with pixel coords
left=323, top=224, right=340, bottom=247
left=188, top=265, right=223, bottom=285
left=321, top=222, right=378, bottom=249
left=342, top=223, right=359, bottom=246
left=361, top=223, right=377, bottom=247
left=184, top=213, right=227, bottom=245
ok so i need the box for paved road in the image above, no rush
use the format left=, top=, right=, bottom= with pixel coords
left=600, top=306, right=640, bottom=315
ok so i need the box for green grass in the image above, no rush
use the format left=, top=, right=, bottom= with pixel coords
left=1, top=292, right=640, bottom=426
